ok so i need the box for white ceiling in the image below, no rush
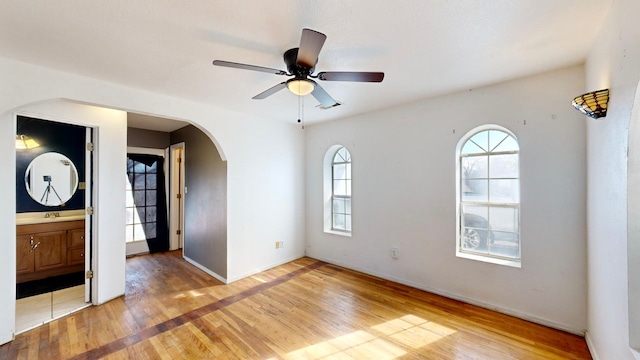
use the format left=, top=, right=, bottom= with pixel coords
left=0, top=1, right=612, bottom=128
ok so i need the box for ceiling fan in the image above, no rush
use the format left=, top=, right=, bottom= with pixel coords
left=213, top=28, right=384, bottom=109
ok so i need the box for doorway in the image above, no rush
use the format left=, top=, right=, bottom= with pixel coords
left=14, top=115, right=93, bottom=333
left=169, top=143, right=185, bottom=251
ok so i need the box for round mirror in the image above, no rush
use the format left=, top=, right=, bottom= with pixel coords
left=25, top=152, right=79, bottom=206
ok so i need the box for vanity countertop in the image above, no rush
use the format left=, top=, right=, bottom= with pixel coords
left=16, top=210, right=86, bottom=225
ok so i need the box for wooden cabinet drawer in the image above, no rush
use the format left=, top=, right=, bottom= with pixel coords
left=67, top=247, right=85, bottom=266
left=67, top=228, right=85, bottom=247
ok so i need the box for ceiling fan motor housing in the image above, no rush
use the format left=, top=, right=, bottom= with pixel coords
left=284, top=48, right=315, bottom=77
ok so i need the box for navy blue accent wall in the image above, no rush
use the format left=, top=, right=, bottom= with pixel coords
left=16, top=116, right=86, bottom=213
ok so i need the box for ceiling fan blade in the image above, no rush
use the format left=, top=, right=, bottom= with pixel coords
left=252, top=82, right=288, bottom=99
left=317, top=71, right=385, bottom=82
left=296, top=28, right=327, bottom=68
left=213, top=60, right=287, bottom=75
left=310, top=81, right=340, bottom=108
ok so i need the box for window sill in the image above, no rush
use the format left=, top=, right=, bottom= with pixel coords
left=324, top=229, right=352, bottom=237
left=456, top=250, right=521, bottom=268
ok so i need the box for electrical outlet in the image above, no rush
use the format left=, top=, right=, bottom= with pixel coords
left=391, top=247, right=399, bottom=259
left=275, top=241, right=284, bottom=249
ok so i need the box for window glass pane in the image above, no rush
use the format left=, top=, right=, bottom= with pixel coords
left=346, top=180, right=351, bottom=196
left=146, top=174, right=157, bottom=190
left=461, top=205, right=490, bottom=252
left=125, top=190, right=134, bottom=207
left=146, top=190, right=157, bottom=206
left=127, top=159, right=134, bottom=173
left=461, top=141, right=485, bottom=155
left=489, top=130, right=508, bottom=152
left=462, top=179, right=488, bottom=202
left=134, top=173, right=145, bottom=189
left=489, top=179, right=519, bottom=203
left=461, top=156, right=488, bottom=179
left=145, top=223, right=157, bottom=238
left=333, top=164, right=347, bottom=181
left=333, top=214, right=346, bottom=230
left=333, top=198, right=345, bottom=214
left=146, top=206, right=157, bottom=222
left=345, top=198, right=352, bottom=215
left=489, top=231, right=519, bottom=258
left=346, top=164, right=351, bottom=180
left=125, top=207, right=135, bottom=225
left=133, top=161, right=146, bottom=173
left=333, top=180, right=347, bottom=196
left=135, top=208, right=145, bottom=225
left=489, top=207, right=519, bottom=233
left=469, top=131, right=489, bottom=152
left=492, top=134, right=519, bottom=152
left=489, top=154, right=518, bottom=178
left=147, top=161, right=158, bottom=174
left=345, top=214, right=352, bottom=231
left=125, top=225, right=134, bottom=242
left=127, top=173, right=134, bottom=186
left=134, top=224, right=146, bottom=241
left=134, top=190, right=145, bottom=206
left=462, top=205, right=489, bottom=230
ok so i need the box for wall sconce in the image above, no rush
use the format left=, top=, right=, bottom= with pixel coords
left=15, top=134, right=40, bottom=149
left=571, top=89, right=609, bottom=119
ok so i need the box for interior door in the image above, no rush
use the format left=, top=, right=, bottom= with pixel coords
left=84, top=127, right=93, bottom=303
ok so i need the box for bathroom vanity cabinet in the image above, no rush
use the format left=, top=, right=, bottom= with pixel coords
left=16, top=220, right=85, bottom=283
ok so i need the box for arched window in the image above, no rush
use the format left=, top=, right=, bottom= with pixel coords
left=457, top=126, right=520, bottom=266
left=331, top=147, right=352, bottom=232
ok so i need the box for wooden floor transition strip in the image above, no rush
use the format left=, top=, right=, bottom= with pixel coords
left=68, top=260, right=326, bottom=360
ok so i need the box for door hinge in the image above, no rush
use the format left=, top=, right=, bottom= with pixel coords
left=86, top=270, right=94, bottom=279
left=177, top=193, right=182, bottom=199
left=177, top=230, right=181, bottom=235
left=86, top=206, right=94, bottom=215
left=86, top=142, right=94, bottom=151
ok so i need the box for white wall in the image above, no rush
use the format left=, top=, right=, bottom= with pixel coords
left=305, top=66, right=588, bottom=333
left=584, top=0, right=640, bottom=358
left=0, top=57, right=305, bottom=345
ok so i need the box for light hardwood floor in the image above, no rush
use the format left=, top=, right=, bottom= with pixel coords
left=1, top=251, right=591, bottom=359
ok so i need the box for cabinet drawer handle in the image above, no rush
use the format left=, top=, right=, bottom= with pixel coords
left=80, top=253, right=84, bottom=257
left=29, top=237, right=40, bottom=252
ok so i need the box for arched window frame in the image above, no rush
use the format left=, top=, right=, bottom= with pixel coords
left=456, top=125, right=521, bottom=267
left=323, top=145, right=352, bottom=236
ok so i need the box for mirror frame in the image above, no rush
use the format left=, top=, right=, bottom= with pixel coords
left=24, top=152, right=79, bottom=206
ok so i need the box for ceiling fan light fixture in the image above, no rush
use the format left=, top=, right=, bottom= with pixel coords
left=287, top=79, right=315, bottom=96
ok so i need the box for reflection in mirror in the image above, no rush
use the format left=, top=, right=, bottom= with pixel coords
left=25, top=152, right=78, bottom=206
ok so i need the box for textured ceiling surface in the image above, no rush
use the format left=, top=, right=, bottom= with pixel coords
left=0, top=1, right=612, bottom=126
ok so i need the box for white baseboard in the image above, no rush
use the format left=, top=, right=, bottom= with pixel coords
left=584, top=331, right=600, bottom=360
left=183, top=256, right=227, bottom=284
left=309, top=254, right=586, bottom=336
left=225, top=254, right=305, bottom=284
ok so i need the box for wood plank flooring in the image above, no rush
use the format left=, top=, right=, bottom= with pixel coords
left=0, top=251, right=592, bottom=359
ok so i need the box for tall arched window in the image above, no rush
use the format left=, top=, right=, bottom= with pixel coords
left=332, top=147, right=351, bottom=232
left=457, top=126, right=520, bottom=266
